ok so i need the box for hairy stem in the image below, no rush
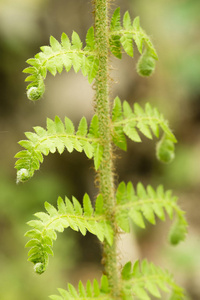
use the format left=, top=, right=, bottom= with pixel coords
left=94, top=0, right=120, bottom=298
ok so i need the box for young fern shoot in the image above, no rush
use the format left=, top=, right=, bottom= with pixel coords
left=15, top=1, right=188, bottom=300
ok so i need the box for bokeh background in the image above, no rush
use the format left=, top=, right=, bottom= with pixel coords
left=0, top=0, right=200, bottom=299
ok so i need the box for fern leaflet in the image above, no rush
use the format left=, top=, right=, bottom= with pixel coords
left=24, top=27, right=98, bottom=101
left=25, top=194, right=113, bottom=274
left=50, top=275, right=112, bottom=300
left=121, top=260, right=184, bottom=299
left=115, top=181, right=188, bottom=244
left=109, top=8, right=158, bottom=76
left=15, top=115, right=103, bottom=182
left=50, top=260, right=185, bottom=299
left=112, top=97, right=177, bottom=163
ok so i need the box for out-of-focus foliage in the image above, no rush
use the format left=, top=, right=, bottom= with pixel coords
left=0, top=0, right=46, bottom=50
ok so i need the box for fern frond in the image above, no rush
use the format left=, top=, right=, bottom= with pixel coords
left=109, top=8, right=158, bottom=76
left=115, top=181, right=188, bottom=244
left=23, top=27, right=98, bottom=100
left=50, top=275, right=112, bottom=300
left=112, top=97, right=177, bottom=163
left=121, top=260, right=185, bottom=299
left=25, top=194, right=113, bottom=274
left=15, top=115, right=103, bottom=182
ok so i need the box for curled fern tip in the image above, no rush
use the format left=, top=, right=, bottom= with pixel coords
left=156, top=136, right=175, bottom=164
left=27, top=87, right=43, bottom=101
left=34, top=262, right=45, bottom=275
left=169, top=218, right=188, bottom=245
left=137, top=50, right=156, bottom=77
left=16, top=168, right=31, bottom=183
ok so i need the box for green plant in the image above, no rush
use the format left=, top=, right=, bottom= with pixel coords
left=15, top=1, right=188, bottom=299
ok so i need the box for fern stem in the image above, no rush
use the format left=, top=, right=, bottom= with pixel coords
left=94, top=0, right=120, bottom=298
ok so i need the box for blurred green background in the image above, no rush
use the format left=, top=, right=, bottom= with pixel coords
left=0, top=0, right=200, bottom=299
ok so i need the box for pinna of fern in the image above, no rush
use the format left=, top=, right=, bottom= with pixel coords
left=49, top=275, right=112, bottom=300
left=25, top=193, right=113, bottom=274
left=15, top=114, right=104, bottom=183
left=49, top=260, right=184, bottom=300
left=111, top=97, right=176, bottom=164
left=115, top=182, right=187, bottom=245
left=24, top=180, right=187, bottom=275
left=15, top=100, right=176, bottom=183
left=23, top=8, right=158, bottom=102
left=24, top=27, right=98, bottom=101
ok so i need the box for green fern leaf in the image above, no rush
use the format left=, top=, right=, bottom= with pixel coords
left=15, top=116, right=103, bottom=182
left=112, top=96, right=127, bottom=150
left=112, top=96, right=123, bottom=122
left=120, top=33, right=133, bottom=57
left=71, top=52, right=83, bottom=73
left=50, top=36, right=62, bottom=51
left=100, top=275, right=110, bottom=294
left=87, top=56, right=99, bottom=84
left=115, top=181, right=188, bottom=242
left=61, top=32, right=71, bottom=50
left=50, top=276, right=112, bottom=300
left=109, top=7, right=122, bottom=59
left=121, top=260, right=185, bottom=299
left=85, top=26, right=95, bottom=51
left=79, top=46, right=98, bottom=80
left=132, top=16, right=140, bottom=31
left=93, top=143, right=104, bottom=170
left=123, top=11, right=132, bottom=30
left=112, top=97, right=177, bottom=161
left=78, top=281, right=87, bottom=297
left=64, top=117, right=75, bottom=134
left=109, top=35, right=122, bottom=59
left=86, top=280, right=93, bottom=297
left=83, top=193, right=93, bottom=216
left=24, top=29, right=98, bottom=100
left=88, top=115, right=104, bottom=169
left=121, top=11, right=133, bottom=56
left=88, top=115, right=99, bottom=138
left=71, top=31, right=82, bottom=50
left=82, top=141, right=94, bottom=159
left=110, top=7, right=121, bottom=31
left=25, top=194, right=113, bottom=273
left=123, top=123, right=141, bottom=142
left=62, top=55, right=72, bottom=72
left=95, top=194, right=104, bottom=215
left=77, top=116, right=88, bottom=136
